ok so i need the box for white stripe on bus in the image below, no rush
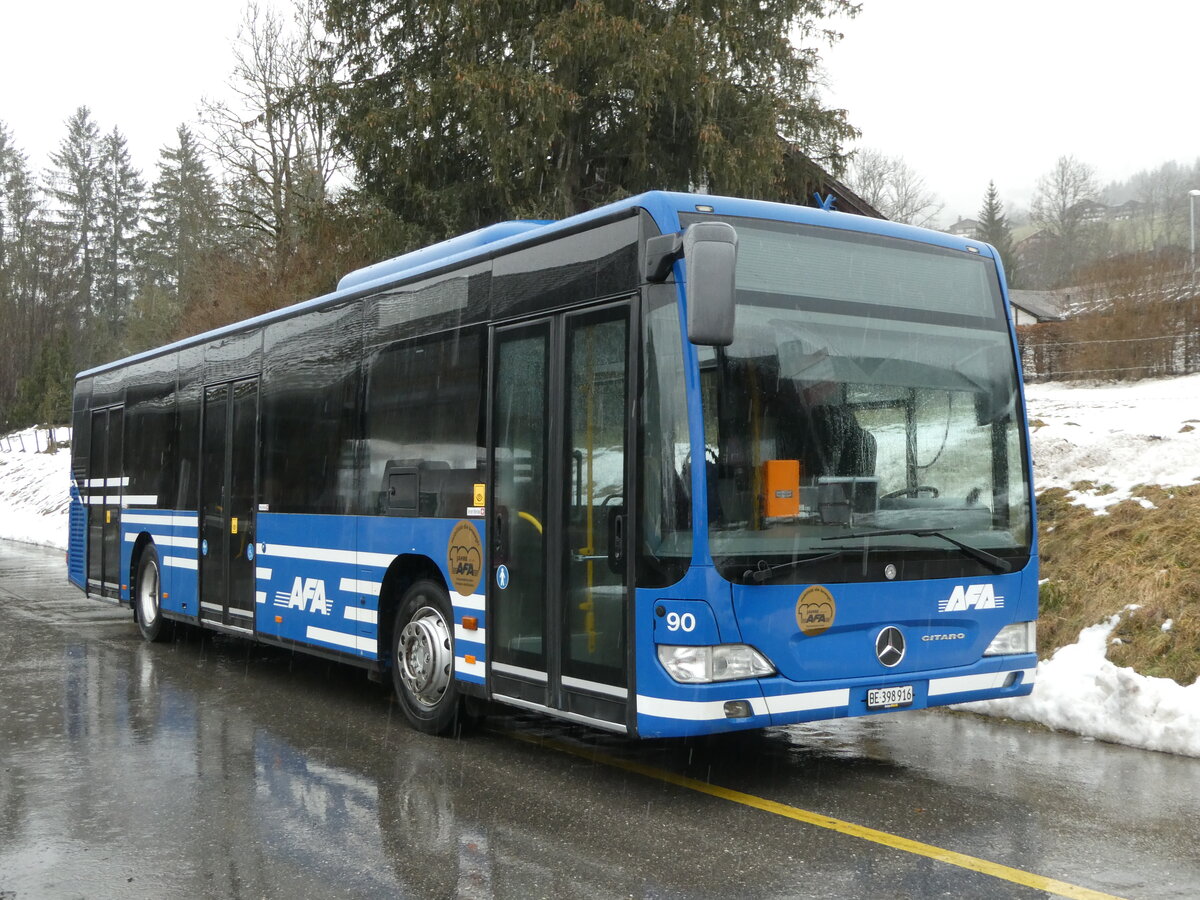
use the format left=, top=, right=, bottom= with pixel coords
left=256, top=568, right=272, bottom=581
left=163, top=555, right=199, bottom=571
left=85, top=477, right=129, bottom=488
left=454, top=624, right=486, bottom=646
left=228, top=607, right=254, bottom=619
left=121, top=495, right=158, bottom=506
left=122, top=512, right=198, bottom=528
left=256, top=591, right=267, bottom=604
left=562, top=675, right=628, bottom=700
left=455, top=657, right=486, bottom=679
left=343, top=606, right=378, bottom=624
left=762, top=689, right=852, bottom=716
left=637, top=694, right=771, bottom=721
left=452, top=592, right=486, bottom=611
left=122, top=532, right=198, bottom=549
left=927, top=667, right=1036, bottom=697
left=491, top=661, right=547, bottom=683
left=339, top=577, right=382, bottom=596
left=305, top=626, right=377, bottom=655
left=260, top=543, right=395, bottom=568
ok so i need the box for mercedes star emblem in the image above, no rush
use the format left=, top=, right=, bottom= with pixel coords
left=875, top=626, right=905, bottom=667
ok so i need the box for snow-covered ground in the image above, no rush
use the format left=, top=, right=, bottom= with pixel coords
left=976, top=375, right=1200, bottom=756
left=1027, top=373, right=1200, bottom=512
left=0, top=427, right=72, bottom=550
left=3, top=378, right=1200, bottom=756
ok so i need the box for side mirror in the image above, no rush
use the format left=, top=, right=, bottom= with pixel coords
left=684, top=222, right=737, bottom=346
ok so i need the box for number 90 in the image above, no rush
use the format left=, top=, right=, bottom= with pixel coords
left=665, top=611, right=696, bottom=633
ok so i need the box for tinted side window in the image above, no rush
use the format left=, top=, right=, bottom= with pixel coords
left=177, top=347, right=203, bottom=511
left=262, top=304, right=363, bottom=514
left=361, top=327, right=484, bottom=518
left=71, top=378, right=93, bottom=481
left=123, top=357, right=177, bottom=507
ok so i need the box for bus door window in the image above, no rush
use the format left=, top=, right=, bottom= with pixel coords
left=562, top=309, right=628, bottom=687
left=491, top=326, right=550, bottom=669
left=87, top=406, right=122, bottom=593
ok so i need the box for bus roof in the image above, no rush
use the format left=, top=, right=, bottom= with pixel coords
left=78, top=191, right=996, bottom=380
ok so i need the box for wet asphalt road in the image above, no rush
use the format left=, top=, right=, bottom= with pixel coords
left=1, top=539, right=1198, bottom=900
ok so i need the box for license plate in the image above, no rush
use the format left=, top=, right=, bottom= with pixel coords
left=867, top=685, right=913, bottom=709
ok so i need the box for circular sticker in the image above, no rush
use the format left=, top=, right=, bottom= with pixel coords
left=795, top=585, right=836, bottom=636
left=201, top=539, right=209, bottom=557
left=495, top=564, right=510, bottom=590
left=447, top=521, right=484, bottom=595
left=246, top=544, right=255, bottom=562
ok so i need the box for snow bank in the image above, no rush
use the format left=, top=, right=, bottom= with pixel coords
left=1025, top=373, right=1200, bottom=512
left=0, top=428, right=71, bottom=551
left=958, top=615, right=1200, bottom=757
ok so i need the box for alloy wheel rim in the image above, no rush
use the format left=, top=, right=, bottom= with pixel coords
left=138, top=560, right=159, bottom=626
left=398, top=604, right=452, bottom=709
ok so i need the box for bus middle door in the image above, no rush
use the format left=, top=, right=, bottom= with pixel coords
left=199, top=377, right=259, bottom=633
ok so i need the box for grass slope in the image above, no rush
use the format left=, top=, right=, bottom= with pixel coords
left=1038, top=484, right=1200, bottom=685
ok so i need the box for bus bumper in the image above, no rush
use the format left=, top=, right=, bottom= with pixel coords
left=634, top=653, right=1038, bottom=739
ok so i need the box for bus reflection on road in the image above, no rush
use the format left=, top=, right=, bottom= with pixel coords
left=254, top=730, right=497, bottom=898
left=54, top=635, right=498, bottom=897
left=17, top=613, right=1196, bottom=899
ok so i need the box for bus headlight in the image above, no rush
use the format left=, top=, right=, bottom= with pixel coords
left=657, top=644, right=775, bottom=683
left=983, top=622, right=1037, bottom=656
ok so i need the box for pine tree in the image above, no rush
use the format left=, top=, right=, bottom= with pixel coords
left=132, top=125, right=222, bottom=349
left=320, top=0, right=860, bottom=239
left=96, top=127, right=144, bottom=340
left=44, top=107, right=102, bottom=327
left=976, top=180, right=1015, bottom=285
left=2, top=122, right=66, bottom=427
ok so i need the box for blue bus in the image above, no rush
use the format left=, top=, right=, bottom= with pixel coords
left=68, top=191, right=1037, bottom=738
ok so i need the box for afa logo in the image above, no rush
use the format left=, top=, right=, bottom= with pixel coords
left=274, top=577, right=332, bottom=615
left=795, top=585, right=836, bottom=637
left=447, top=520, right=483, bottom=595
left=939, top=583, right=1005, bottom=613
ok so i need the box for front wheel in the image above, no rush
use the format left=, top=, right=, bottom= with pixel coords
left=135, top=545, right=172, bottom=643
left=391, top=580, right=460, bottom=734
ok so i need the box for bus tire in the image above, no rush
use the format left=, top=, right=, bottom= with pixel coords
left=391, top=580, right=459, bottom=735
left=135, top=545, right=172, bottom=643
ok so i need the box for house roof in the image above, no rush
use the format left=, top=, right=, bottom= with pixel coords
left=1009, top=289, right=1066, bottom=321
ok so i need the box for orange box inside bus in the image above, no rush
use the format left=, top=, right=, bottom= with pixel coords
left=763, top=459, right=801, bottom=518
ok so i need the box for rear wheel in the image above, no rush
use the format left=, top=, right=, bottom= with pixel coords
left=392, top=580, right=460, bottom=734
left=135, top=545, right=172, bottom=643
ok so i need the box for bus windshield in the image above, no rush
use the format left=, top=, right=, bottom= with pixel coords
left=683, top=215, right=1032, bottom=584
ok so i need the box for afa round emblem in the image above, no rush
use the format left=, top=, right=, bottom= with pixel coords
left=447, top=520, right=483, bottom=596
left=795, top=585, right=836, bottom=636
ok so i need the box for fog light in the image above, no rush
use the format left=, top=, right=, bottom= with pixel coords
left=724, top=700, right=753, bottom=719
left=657, top=644, right=775, bottom=683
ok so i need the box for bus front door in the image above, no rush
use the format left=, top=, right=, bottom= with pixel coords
left=489, top=302, right=633, bottom=732
left=199, top=378, right=259, bottom=633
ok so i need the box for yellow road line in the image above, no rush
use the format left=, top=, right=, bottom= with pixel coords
left=508, top=731, right=1127, bottom=900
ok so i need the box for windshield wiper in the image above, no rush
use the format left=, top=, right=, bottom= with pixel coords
left=743, top=548, right=853, bottom=584
left=822, top=528, right=1012, bottom=574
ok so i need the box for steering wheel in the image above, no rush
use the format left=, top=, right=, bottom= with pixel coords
left=881, top=485, right=940, bottom=500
